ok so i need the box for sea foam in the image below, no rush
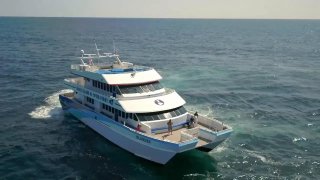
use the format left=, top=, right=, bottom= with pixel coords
left=29, top=89, right=72, bottom=119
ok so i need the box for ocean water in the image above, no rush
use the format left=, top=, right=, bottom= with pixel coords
left=0, top=17, right=320, bottom=179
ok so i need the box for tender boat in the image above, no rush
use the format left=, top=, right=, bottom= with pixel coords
left=59, top=44, right=232, bottom=164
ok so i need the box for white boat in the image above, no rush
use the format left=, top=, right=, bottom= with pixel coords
left=59, top=44, right=233, bottom=164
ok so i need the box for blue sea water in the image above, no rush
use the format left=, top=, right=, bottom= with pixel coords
left=0, top=17, right=320, bottom=179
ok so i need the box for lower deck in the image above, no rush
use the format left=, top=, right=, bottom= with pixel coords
left=154, top=125, right=210, bottom=147
left=60, top=92, right=231, bottom=148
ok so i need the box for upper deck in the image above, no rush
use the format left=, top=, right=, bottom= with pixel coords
left=71, top=58, right=162, bottom=86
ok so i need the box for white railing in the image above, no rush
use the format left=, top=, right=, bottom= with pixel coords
left=188, top=113, right=228, bottom=132
left=198, top=128, right=216, bottom=141
left=71, top=64, right=99, bottom=72
left=180, top=131, right=195, bottom=142
left=143, top=114, right=188, bottom=134
left=180, top=127, right=200, bottom=142
left=141, top=122, right=152, bottom=134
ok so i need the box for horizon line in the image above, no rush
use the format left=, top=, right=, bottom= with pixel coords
left=1, top=15, right=320, bottom=21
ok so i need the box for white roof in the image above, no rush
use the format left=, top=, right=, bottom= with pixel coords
left=103, top=69, right=162, bottom=85
left=118, top=91, right=186, bottom=113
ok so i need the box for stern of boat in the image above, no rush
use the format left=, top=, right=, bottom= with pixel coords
left=178, top=113, right=232, bottom=152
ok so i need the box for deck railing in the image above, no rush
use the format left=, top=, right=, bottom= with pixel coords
left=180, top=131, right=195, bottom=142
left=188, top=113, right=230, bottom=132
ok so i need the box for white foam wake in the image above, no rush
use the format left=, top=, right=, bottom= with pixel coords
left=186, top=104, right=213, bottom=117
left=29, top=89, right=73, bottom=119
left=211, top=146, right=227, bottom=153
left=245, top=150, right=281, bottom=165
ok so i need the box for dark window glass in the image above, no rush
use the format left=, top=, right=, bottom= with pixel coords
left=178, top=106, right=187, bottom=114
left=145, top=115, right=154, bottom=121
left=151, top=114, right=159, bottom=120
left=135, top=106, right=186, bottom=121
left=137, top=114, right=146, bottom=121
left=158, top=113, right=166, bottom=119
left=119, top=87, right=128, bottom=94
left=152, top=82, right=163, bottom=90
left=117, top=81, right=163, bottom=94
left=141, top=85, right=150, bottom=92
left=148, top=84, right=155, bottom=91
left=115, top=87, right=121, bottom=95
left=170, top=110, right=176, bottom=117
left=175, top=109, right=181, bottom=116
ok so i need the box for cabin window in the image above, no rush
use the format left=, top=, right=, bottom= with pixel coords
left=86, top=97, right=94, bottom=104
left=174, top=109, right=181, bottom=116
left=118, top=81, right=163, bottom=94
left=137, top=114, right=147, bottom=121
left=170, top=111, right=177, bottom=117
left=133, top=114, right=138, bottom=121
left=136, top=106, right=187, bottom=121
left=106, top=84, right=109, bottom=91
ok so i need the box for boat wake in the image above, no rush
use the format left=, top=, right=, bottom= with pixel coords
left=213, top=146, right=227, bottom=153
left=186, top=104, right=213, bottom=117
left=245, top=150, right=281, bottom=165
left=29, top=89, right=72, bottom=119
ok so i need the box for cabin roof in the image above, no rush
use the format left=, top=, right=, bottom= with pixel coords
left=118, top=91, right=185, bottom=113
left=102, top=68, right=162, bottom=85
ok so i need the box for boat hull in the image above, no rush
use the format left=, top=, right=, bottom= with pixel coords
left=59, top=94, right=231, bottom=164
left=59, top=95, right=199, bottom=164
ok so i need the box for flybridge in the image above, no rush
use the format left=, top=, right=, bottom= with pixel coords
left=72, top=43, right=163, bottom=85
left=78, top=42, right=130, bottom=70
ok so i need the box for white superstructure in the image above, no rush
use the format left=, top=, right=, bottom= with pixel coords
left=59, top=44, right=232, bottom=164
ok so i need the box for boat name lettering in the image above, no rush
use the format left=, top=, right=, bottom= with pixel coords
left=136, top=135, right=151, bottom=143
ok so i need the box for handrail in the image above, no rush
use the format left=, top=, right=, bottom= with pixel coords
left=180, top=131, right=196, bottom=142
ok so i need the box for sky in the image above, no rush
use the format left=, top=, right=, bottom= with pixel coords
left=1, top=0, right=320, bottom=19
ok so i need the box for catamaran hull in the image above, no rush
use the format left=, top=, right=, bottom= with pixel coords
left=59, top=95, right=230, bottom=164
left=59, top=95, right=201, bottom=164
